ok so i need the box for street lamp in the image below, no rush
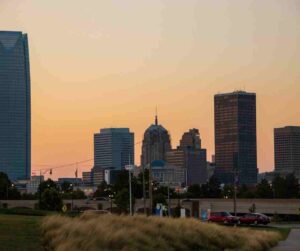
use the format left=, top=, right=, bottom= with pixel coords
left=109, top=194, right=114, bottom=213
left=125, top=164, right=135, bottom=216
left=70, top=183, right=73, bottom=210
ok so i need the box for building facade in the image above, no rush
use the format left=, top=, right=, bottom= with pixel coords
left=274, top=126, right=300, bottom=179
left=166, top=129, right=207, bottom=185
left=141, top=116, right=171, bottom=166
left=0, top=31, right=31, bottom=180
left=214, top=91, right=257, bottom=185
left=94, top=128, right=134, bottom=171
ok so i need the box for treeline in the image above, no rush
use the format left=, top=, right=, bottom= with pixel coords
left=187, top=173, right=300, bottom=199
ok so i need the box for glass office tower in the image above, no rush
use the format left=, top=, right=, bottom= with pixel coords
left=214, top=91, right=257, bottom=185
left=0, top=31, right=31, bottom=180
left=94, top=128, right=134, bottom=171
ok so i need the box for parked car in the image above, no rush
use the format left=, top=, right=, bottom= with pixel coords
left=239, top=213, right=270, bottom=225
left=208, top=212, right=239, bottom=224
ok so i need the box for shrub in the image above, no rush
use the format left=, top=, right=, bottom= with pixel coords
left=41, top=213, right=281, bottom=251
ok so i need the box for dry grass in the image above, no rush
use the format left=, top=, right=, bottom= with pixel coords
left=41, top=213, right=281, bottom=251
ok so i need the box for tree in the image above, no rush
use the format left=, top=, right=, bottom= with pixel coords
left=94, top=181, right=111, bottom=198
left=38, top=179, right=59, bottom=194
left=114, top=188, right=131, bottom=213
left=205, top=176, right=222, bottom=198
left=0, top=172, right=20, bottom=199
left=39, top=187, right=63, bottom=211
left=256, top=179, right=273, bottom=198
left=222, top=184, right=234, bottom=199
left=272, top=175, right=286, bottom=198
left=285, top=173, right=299, bottom=198
left=187, top=184, right=202, bottom=198
left=238, top=184, right=255, bottom=198
left=60, top=181, right=72, bottom=192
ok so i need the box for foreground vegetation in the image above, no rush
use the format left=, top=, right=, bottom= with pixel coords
left=41, top=213, right=282, bottom=251
left=0, top=214, right=43, bottom=251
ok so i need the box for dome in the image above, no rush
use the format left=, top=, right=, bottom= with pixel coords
left=144, top=115, right=168, bottom=135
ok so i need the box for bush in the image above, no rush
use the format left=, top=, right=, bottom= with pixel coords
left=41, top=213, right=282, bottom=251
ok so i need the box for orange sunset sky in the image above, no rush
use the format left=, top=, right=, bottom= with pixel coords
left=1, top=0, right=300, bottom=179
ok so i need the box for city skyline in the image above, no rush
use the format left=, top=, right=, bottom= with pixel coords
left=1, top=1, right=300, bottom=179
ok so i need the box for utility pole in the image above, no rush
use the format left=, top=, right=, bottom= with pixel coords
left=149, top=160, right=153, bottom=214
left=233, top=153, right=238, bottom=217
left=142, top=164, right=146, bottom=214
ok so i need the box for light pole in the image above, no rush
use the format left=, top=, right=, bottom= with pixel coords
left=125, top=164, right=135, bottom=215
left=109, top=194, right=114, bottom=213
left=70, top=183, right=74, bottom=211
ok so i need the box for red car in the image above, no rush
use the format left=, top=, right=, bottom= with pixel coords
left=208, top=212, right=239, bottom=224
left=239, top=213, right=270, bottom=225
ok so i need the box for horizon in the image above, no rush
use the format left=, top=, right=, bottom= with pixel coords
left=1, top=0, right=300, bottom=179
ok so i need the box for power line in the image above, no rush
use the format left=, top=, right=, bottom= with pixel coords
left=32, top=158, right=94, bottom=172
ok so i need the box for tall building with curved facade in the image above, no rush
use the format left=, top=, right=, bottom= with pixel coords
left=0, top=31, right=31, bottom=181
left=141, top=116, right=171, bottom=166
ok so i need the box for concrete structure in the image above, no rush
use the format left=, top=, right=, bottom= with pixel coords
left=0, top=31, right=31, bottom=180
left=141, top=115, right=171, bottom=166
left=207, top=161, right=216, bottom=180
left=274, top=126, right=300, bottom=179
left=166, top=129, right=207, bottom=185
left=214, top=91, right=257, bottom=184
left=57, top=178, right=82, bottom=186
left=2, top=199, right=300, bottom=216
left=94, top=128, right=134, bottom=171
left=26, top=175, right=44, bottom=194
left=92, top=168, right=104, bottom=186
left=151, top=160, right=185, bottom=187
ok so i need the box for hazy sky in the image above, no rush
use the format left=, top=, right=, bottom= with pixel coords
left=1, top=0, right=300, bottom=179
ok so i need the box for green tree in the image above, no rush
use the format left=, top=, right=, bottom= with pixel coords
left=0, top=172, right=20, bottom=199
left=204, top=176, right=222, bottom=198
left=285, top=173, right=299, bottom=198
left=238, top=184, right=255, bottom=198
left=114, top=188, right=132, bottom=213
left=60, top=181, right=72, bottom=192
left=256, top=179, right=273, bottom=198
left=222, top=184, right=234, bottom=198
left=94, top=181, right=111, bottom=198
left=187, top=184, right=202, bottom=198
left=38, top=179, right=59, bottom=194
left=39, top=187, right=63, bottom=211
left=272, top=175, right=286, bottom=198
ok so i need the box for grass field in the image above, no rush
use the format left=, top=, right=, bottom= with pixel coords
left=0, top=213, right=291, bottom=251
left=0, top=214, right=44, bottom=251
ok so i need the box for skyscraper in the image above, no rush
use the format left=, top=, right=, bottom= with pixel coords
left=214, top=91, right=257, bottom=184
left=94, top=128, right=134, bottom=171
left=141, top=116, right=171, bottom=166
left=274, top=126, right=300, bottom=179
left=166, top=129, right=207, bottom=185
left=0, top=31, right=31, bottom=181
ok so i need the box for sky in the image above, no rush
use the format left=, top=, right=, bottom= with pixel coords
left=1, top=0, right=300, bottom=179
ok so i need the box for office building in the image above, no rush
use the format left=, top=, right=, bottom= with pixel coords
left=94, top=128, right=134, bottom=171
left=214, top=91, right=257, bottom=184
left=0, top=31, right=31, bottom=180
left=274, top=126, right=300, bottom=179
left=82, top=171, right=93, bottom=186
left=104, top=169, right=122, bottom=185
left=141, top=115, right=171, bottom=166
left=151, top=160, right=185, bottom=188
left=166, top=129, right=207, bottom=185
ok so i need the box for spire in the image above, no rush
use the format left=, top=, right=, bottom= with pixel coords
left=155, top=106, right=158, bottom=125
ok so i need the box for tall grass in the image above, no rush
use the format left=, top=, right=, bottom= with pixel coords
left=41, top=213, right=281, bottom=251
